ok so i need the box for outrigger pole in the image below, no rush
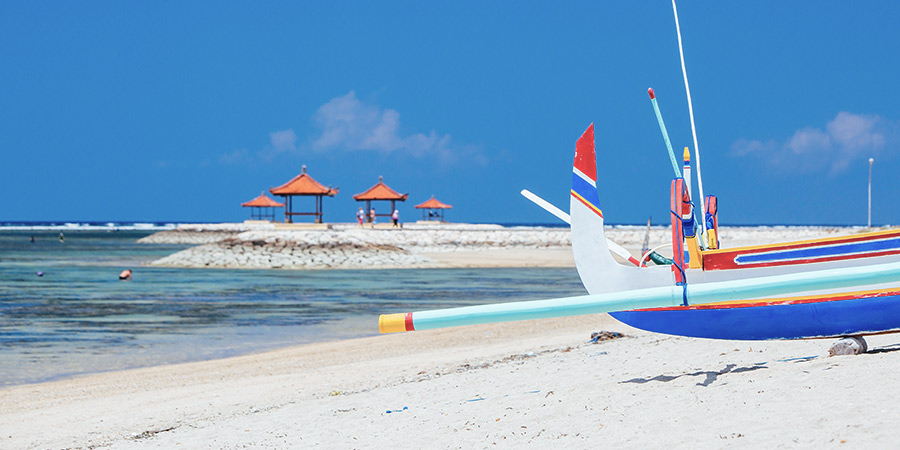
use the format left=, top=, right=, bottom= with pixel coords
left=520, top=189, right=643, bottom=267
left=648, top=88, right=681, bottom=178
left=672, top=0, right=707, bottom=242
left=520, top=189, right=570, bottom=224
left=380, top=260, right=900, bottom=333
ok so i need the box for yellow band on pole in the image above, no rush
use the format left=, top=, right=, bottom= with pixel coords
left=379, top=313, right=408, bottom=334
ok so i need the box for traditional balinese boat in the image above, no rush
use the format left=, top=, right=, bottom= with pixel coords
left=571, top=123, right=900, bottom=341
left=379, top=2, right=900, bottom=347
left=379, top=124, right=900, bottom=345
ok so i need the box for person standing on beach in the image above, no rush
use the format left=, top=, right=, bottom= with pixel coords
left=369, top=207, right=376, bottom=228
left=391, top=209, right=400, bottom=228
left=356, top=207, right=365, bottom=227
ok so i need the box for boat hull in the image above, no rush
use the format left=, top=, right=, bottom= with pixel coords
left=610, top=289, right=900, bottom=340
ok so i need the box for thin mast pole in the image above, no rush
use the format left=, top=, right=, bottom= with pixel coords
left=672, top=0, right=707, bottom=243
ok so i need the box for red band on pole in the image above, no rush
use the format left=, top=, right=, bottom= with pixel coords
left=648, top=88, right=656, bottom=99
left=671, top=178, right=686, bottom=284
left=404, top=312, right=415, bottom=331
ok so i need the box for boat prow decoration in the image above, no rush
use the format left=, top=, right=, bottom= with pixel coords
left=570, top=124, right=672, bottom=295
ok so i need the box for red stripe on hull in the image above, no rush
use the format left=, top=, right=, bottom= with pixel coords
left=633, top=289, right=900, bottom=312
left=404, top=312, right=415, bottom=331
left=705, top=249, right=900, bottom=270
left=703, top=229, right=900, bottom=270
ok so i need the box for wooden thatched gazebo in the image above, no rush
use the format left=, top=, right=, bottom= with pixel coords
left=414, top=196, right=452, bottom=222
left=269, top=165, right=338, bottom=223
left=352, top=176, right=408, bottom=223
left=241, top=192, right=284, bottom=222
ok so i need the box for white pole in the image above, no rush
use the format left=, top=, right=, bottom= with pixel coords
left=672, top=0, right=707, bottom=245
left=520, top=189, right=570, bottom=224
left=868, top=158, right=874, bottom=228
left=519, top=189, right=642, bottom=267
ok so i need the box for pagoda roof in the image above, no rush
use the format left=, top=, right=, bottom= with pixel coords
left=414, top=196, right=452, bottom=209
left=352, top=176, right=408, bottom=201
left=242, top=192, right=285, bottom=208
left=270, top=165, right=338, bottom=196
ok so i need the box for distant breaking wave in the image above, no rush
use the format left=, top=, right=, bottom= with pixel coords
left=0, top=221, right=180, bottom=231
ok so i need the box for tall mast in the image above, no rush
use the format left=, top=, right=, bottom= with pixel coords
left=672, top=0, right=707, bottom=247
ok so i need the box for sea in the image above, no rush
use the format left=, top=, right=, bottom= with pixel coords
left=0, top=222, right=586, bottom=387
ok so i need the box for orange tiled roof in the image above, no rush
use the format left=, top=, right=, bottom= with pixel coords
left=352, top=176, right=408, bottom=201
left=242, top=192, right=285, bottom=208
left=270, top=166, right=338, bottom=196
left=414, top=196, right=452, bottom=209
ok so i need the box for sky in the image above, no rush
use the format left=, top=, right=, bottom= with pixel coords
left=2, top=1, right=899, bottom=225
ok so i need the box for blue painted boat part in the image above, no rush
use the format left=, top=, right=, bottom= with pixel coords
left=611, top=293, right=900, bottom=340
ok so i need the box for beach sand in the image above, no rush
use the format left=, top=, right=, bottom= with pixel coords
left=4, top=312, right=900, bottom=448
left=5, top=227, right=899, bottom=448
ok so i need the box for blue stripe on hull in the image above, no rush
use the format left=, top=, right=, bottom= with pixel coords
left=736, top=237, right=900, bottom=264
left=609, top=295, right=900, bottom=340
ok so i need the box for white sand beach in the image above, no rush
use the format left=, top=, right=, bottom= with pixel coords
left=3, top=313, right=900, bottom=449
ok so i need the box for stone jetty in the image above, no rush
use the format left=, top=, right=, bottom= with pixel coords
left=142, top=223, right=571, bottom=270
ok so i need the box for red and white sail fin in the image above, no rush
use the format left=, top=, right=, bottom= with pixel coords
left=570, top=124, right=671, bottom=294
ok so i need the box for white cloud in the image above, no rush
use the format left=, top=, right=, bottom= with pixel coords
left=732, top=112, right=894, bottom=174
left=309, top=91, right=481, bottom=162
left=219, top=149, right=249, bottom=165
left=231, top=91, right=484, bottom=166
left=270, top=129, right=297, bottom=153
left=787, top=128, right=831, bottom=155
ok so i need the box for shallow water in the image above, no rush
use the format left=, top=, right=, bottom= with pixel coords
left=0, top=230, right=586, bottom=386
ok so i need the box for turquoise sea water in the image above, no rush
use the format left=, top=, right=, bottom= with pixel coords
left=0, top=230, right=586, bottom=387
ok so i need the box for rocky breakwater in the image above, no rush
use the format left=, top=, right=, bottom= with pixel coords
left=141, top=223, right=866, bottom=270
left=137, top=222, right=275, bottom=245
left=148, top=224, right=571, bottom=270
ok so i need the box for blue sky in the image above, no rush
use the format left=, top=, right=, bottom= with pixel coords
left=2, top=1, right=899, bottom=225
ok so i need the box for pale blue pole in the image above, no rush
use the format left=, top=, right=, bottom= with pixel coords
left=386, top=260, right=900, bottom=332
left=649, top=88, right=681, bottom=178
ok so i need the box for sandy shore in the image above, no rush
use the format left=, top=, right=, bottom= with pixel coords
left=5, top=225, right=896, bottom=448
left=4, top=314, right=900, bottom=448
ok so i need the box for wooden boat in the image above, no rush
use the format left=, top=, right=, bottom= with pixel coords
left=571, top=123, right=900, bottom=340
left=378, top=1, right=900, bottom=341
left=379, top=124, right=900, bottom=341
